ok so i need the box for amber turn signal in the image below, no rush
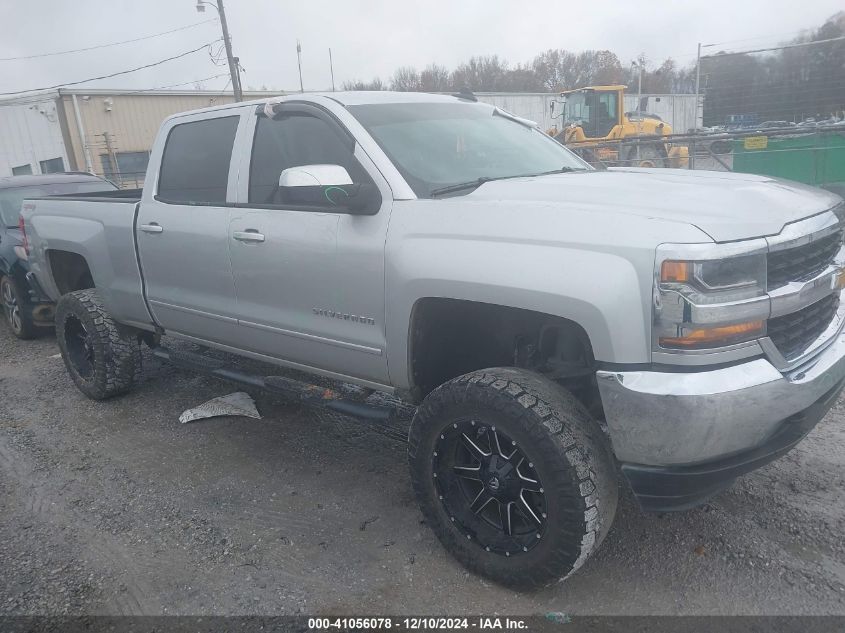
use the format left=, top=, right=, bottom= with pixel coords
left=660, top=260, right=690, bottom=283
left=659, top=320, right=765, bottom=349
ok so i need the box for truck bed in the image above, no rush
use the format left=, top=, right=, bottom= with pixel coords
left=21, top=192, right=153, bottom=331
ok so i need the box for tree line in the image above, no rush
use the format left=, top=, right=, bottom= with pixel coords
left=342, top=12, right=844, bottom=126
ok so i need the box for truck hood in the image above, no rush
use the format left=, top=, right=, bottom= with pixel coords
left=465, top=168, right=843, bottom=243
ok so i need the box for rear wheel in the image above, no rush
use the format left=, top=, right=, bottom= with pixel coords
left=55, top=289, right=139, bottom=400
left=408, top=367, right=617, bottom=588
left=1, top=275, right=36, bottom=339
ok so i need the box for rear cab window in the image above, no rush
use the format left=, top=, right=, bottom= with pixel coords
left=157, top=116, right=240, bottom=204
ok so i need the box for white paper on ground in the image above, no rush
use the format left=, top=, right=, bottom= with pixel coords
left=179, top=391, right=261, bottom=424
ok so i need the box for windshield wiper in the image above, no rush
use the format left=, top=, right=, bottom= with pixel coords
left=430, top=177, right=498, bottom=197
left=531, top=166, right=587, bottom=176
left=429, top=167, right=588, bottom=197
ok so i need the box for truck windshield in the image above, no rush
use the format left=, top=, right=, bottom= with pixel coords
left=348, top=102, right=590, bottom=198
left=0, top=181, right=116, bottom=227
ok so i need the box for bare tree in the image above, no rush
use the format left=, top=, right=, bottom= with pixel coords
left=391, top=66, right=422, bottom=91
left=451, top=55, right=510, bottom=91
left=532, top=49, right=577, bottom=91
left=531, top=49, right=622, bottom=90
left=419, top=64, right=450, bottom=92
left=341, top=77, right=386, bottom=91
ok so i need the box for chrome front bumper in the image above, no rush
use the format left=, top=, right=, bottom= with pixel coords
left=597, top=320, right=845, bottom=467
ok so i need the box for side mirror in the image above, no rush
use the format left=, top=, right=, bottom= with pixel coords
left=278, top=164, right=380, bottom=214
left=279, top=164, right=353, bottom=188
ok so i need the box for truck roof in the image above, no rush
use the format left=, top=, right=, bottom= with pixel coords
left=166, top=91, right=478, bottom=121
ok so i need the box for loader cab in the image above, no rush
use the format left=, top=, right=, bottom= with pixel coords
left=561, top=87, right=624, bottom=140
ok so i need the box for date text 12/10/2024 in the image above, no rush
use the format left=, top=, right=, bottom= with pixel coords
left=308, top=617, right=538, bottom=630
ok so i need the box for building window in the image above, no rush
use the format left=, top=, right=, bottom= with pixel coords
left=100, top=151, right=151, bottom=186
left=12, top=164, right=32, bottom=176
left=39, top=157, right=65, bottom=174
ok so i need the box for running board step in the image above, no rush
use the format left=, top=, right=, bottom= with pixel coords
left=167, top=349, right=227, bottom=371
left=152, top=347, right=393, bottom=421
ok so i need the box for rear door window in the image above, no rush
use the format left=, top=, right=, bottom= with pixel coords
left=158, top=116, right=239, bottom=204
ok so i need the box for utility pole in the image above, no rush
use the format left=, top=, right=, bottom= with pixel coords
left=196, top=0, right=243, bottom=101
left=692, top=42, right=702, bottom=170
left=635, top=54, right=646, bottom=138
left=636, top=53, right=645, bottom=105
left=297, top=40, right=304, bottom=92
left=329, top=48, right=335, bottom=92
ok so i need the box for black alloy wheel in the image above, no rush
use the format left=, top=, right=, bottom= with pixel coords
left=63, top=314, right=95, bottom=379
left=434, top=420, right=546, bottom=556
left=1, top=275, right=36, bottom=339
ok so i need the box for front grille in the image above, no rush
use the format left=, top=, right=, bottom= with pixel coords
left=767, top=229, right=843, bottom=291
left=768, top=294, right=840, bottom=360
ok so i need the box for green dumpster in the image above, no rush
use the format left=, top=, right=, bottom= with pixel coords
left=732, top=130, right=845, bottom=197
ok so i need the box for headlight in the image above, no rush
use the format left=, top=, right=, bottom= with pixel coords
left=659, top=253, right=766, bottom=302
left=654, top=244, right=768, bottom=352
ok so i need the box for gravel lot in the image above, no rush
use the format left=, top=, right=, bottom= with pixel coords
left=1, top=324, right=844, bottom=616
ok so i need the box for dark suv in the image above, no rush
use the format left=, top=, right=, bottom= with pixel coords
left=0, top=173, right=117, bottom=338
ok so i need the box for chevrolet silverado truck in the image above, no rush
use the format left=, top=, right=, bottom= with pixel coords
left=20, top=92, right=845, bottom=588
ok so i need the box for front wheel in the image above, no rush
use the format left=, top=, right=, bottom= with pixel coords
left=55, top=289, right=139, bottom=400
left=408, top=368, right=618, bottom=589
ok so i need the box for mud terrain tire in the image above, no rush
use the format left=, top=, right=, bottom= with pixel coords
left=55, top=289, right=138, bottom=400
left=408, top=367, right=618, bottom=588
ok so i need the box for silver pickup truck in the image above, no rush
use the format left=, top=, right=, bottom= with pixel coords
left=20, top=92, right=845, bottom=588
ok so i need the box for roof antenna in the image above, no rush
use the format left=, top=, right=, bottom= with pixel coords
left=453, top=87, right=477, bottom=102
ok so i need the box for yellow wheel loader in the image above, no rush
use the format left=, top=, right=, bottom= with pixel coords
left=548, top=85, right=689, bottom=168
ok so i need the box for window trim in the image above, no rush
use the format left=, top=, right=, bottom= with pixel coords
left=255, top=101, right=355, bottom=149
left=246, top=101, right=378, bottom=214
left=154, top=114, right=241, bottom=207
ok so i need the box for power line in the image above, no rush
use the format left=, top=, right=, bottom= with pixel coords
left=0, top=41, right=221, bottom=96
left=0, top=19, right=218, bottom=61
left=701, top=27, right=821, bottom=50
left=217, top=76, right=233, bottom=97
left=122, top=73, right=231, bottom=94
left=0, top=72, right=236, bottom=107
left=702, top=35, right=845, bottom=58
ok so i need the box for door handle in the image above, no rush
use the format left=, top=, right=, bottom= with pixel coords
left=139, top=223, right=163, bottom=234
left=233, top=230, right=265, bottom=243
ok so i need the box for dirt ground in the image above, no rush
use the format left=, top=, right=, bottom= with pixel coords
left=1, top=325, right=844, bottom=616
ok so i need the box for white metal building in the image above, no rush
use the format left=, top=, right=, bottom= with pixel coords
left=0, top=94, right=70, bottom=177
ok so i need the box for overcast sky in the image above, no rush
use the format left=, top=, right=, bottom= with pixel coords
left=0, top=0, right=842, bottom=96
